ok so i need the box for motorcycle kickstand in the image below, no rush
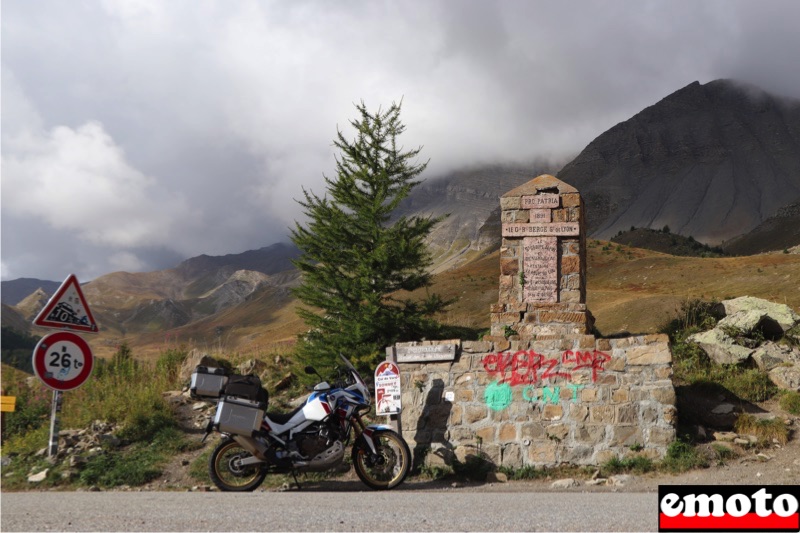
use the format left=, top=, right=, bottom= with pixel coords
left=290, top=470, right=302, bottom=490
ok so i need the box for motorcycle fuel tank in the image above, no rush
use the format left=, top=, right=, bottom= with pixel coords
left=302, top=393, right=332, bottom=421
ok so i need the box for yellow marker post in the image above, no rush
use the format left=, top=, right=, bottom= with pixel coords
left=0, top=395, right=16, bottom=412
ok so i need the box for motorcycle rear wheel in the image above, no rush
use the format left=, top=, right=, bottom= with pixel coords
left=352, top=430, right=410, bottom=490
left=209, top=438, right=267, bottom=492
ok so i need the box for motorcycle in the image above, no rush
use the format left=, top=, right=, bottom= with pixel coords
left=191, top=354, right=411, bottom=491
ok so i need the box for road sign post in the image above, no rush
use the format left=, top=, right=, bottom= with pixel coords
left=32, top=274, right=98, bottom=458
left=382, top=347, right=403, bottom=436
left=32, top=332, right=94, bottom=458
left=48, top=390, right=64, bottom=458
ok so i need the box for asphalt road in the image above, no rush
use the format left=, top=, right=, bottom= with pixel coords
left=2, top=491, right=658, bottom=532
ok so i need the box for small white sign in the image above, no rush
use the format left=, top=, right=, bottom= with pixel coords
left=374, top=361, right=401, bottom=416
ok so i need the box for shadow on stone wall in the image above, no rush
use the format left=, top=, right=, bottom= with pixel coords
left=412, top=378, right=496, bottom=480
left=413, top=378, right=451, bottom=470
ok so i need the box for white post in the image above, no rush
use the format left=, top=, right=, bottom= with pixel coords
left=48, top=390, right=63, bottom=458
left=385, top=346, right=402, bottom=437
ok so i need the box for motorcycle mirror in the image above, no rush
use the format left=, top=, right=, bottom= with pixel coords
left=304, top=365, right=316, bottom=375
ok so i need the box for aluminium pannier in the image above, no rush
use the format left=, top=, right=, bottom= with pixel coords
left=213, top=397, right=266, bottom=437
left=190, top=366, right=229, bottom=399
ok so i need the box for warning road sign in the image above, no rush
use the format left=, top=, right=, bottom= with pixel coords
left=32, top=331, right=94, bottom=391
left=33, top=274, right=98, bottom=333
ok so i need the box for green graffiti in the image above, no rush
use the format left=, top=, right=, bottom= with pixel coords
left=485, top=380, right=513, bottom=411
left=522, top=385, right=537, bottom=402
left=542, top=386, right=560, bottom=404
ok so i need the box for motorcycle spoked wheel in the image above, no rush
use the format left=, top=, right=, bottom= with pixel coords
left=352, top=430, right=411, bottom=490
left=209, top=438, right=268, bottom=492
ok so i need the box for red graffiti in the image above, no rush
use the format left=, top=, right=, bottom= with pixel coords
left=561, top=350, right=612, bottom=382
left=482, top=349, right=611, bottom=385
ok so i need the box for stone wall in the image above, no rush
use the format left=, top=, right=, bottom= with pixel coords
left=396, top=335, right=676, bottom=469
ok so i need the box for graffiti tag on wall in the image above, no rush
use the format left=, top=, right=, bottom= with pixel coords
left=482, top=349, right=611, bottom=386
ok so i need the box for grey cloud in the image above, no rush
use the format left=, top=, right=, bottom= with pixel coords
left=2, top=0, right=800, bottom=281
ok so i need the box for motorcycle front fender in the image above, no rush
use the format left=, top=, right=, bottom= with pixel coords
left=358, top=424, right=396, bottom=455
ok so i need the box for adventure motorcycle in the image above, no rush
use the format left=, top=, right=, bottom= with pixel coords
left=190, top=354, right=411, bottom=491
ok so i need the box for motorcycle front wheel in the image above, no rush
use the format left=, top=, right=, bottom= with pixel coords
left=209, top=438, right=267, bottom=492
left=352, top=429, right=411, bottom=490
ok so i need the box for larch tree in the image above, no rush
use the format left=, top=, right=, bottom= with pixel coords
left=290, top=101, right=448, bottom=371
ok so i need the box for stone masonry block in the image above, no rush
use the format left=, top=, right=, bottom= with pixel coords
left=546, top=423, right=569, bottom=442
left=542, top=404, right=563, bottom=421
left=615, top=403, right=637, bottom=425
left=521, top=422, right=545, bottom=439
left=649, top=385, right=677, bottom=405
left=560, top=290, right=581, bottom=303
left=500, top=258, right=519, bottom=276
left=562, top=193, right=581, bottom=207
left=590, top=405, right=614, bottom=423
left=609, top=426, right=643, bottom=447
left=514, top=210, right=530, bottom=223
left=500, top=196, right=521, bottom=210
left=498, top=423, right=517, bottom=442
left=561, top=256, right=581, bottom=274
left=528, top=442, right=558, bottom=464
left=464, top=405, right=489, bottom=424
left=476, top=425, right=496, bottom=442
left=647, top=426, right=676, bottom=446
left=627, top=344, right=672, bottom=365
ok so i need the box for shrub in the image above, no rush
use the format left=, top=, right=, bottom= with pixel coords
left=779, top=391, right=800, bottom=415
left=661, top=441, right=708, bottom=473
left=600, top=455, right=655, bottom=476
left=498, top=464, right=549, bottom=480
left=711, top=443, right=736, bottom=464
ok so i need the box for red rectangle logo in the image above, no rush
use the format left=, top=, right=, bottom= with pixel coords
left=658, top=485, right=799, bottom=532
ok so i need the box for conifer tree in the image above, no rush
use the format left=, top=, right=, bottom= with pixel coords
left=291, top=101, right=447, bottom=371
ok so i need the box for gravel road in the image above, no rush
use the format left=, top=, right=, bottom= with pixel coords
left=1, top=491, right=658, bottom=532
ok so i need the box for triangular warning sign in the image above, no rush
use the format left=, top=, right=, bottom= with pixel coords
left=33, top=274, right=99, bottom=333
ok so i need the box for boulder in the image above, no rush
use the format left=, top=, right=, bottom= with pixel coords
left=236, top=358, right=268, bottom=377
left=717, top=297, right=800, bottom=333
left=179, top=350, right=220, bottom=383
left=769, top=365, right=800, bottom=391
left=717, top=310, right=769, bottom=335
left=608, top=474, right=634, bottom=487
left=688, top=328, right=753, bottom=365
left=551, top=478, right=579, bottom=488
left=28, top=469, right=48, bottom=483
left=752, top=343, right=800, bottom=372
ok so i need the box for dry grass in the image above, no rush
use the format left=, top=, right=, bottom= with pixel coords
left=734, top=413, right=790, bottom=446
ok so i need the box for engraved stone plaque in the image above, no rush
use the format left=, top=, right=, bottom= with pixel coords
left=529, top=209, right=552, bottom=222
left=522, top=194, right=560, bottom=209
left=502, top=222, right=580, bottom=237
left=523, top=237, right=558, bottom=303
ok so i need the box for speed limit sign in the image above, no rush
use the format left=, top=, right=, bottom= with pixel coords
left=32, top=331, right=94, bottom=391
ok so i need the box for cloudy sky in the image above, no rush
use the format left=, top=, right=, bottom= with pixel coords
left=3, top=0, right=800, bottom=282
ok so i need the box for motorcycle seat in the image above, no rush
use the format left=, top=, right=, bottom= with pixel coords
left=266, top=404, right=304, bottom=425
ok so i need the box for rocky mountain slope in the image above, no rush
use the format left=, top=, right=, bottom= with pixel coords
left=722, top=200, right=800, bottom=255
left=0, top=278, right=61, bottom=306
left=559, top=79, right=800, bottom=244
left=395, top=163, right=561, bottom=271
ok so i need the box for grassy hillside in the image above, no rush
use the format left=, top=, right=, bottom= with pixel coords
left=586, top=241, right=800, bottom=334
left=420, top=241, right=800, bottom=337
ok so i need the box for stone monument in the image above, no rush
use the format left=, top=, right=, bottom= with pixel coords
left=491, top=174, right=594, bottom=339
left=391, top=174, right=676, bottom=469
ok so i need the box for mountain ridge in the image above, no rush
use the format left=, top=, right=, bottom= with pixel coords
left=558, top=79, right=800, bottom=243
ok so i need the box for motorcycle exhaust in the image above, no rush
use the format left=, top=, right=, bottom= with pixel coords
left=232, top=435, right=269, bottom=461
